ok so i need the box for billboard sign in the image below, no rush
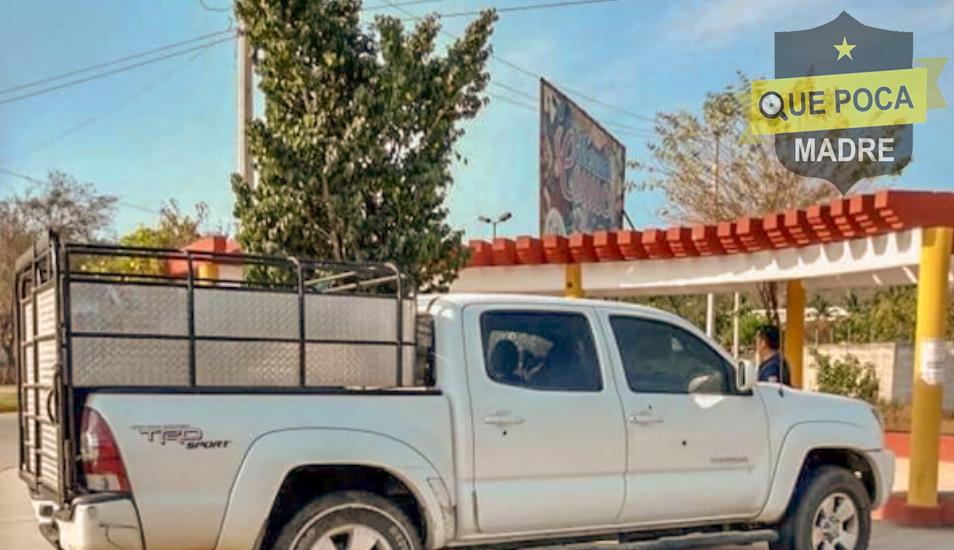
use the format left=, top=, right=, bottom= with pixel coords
left=539, top=79, right=626, bottom=236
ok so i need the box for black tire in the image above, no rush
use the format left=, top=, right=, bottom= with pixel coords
left=771, top=466, right=871, bottom=550
left=269, top=491, right=422, bottom=550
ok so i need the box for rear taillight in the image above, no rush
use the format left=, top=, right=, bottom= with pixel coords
left=79, top=408, right=130, bottom=493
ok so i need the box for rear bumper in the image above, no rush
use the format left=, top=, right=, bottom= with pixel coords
left=33, top=496, right=143, bottom=550
left=866, top=449, right=896, bottom=509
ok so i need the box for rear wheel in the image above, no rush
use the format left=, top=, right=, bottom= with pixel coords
left=269, top=491, right=421, bottom=550
left=772, top=466, right=871, bottom=550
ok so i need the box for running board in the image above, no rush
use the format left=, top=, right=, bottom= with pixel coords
left=578, top=529, right=778, bottom=550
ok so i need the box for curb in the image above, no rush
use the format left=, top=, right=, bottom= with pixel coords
left=882, top=492, right=954, bottom=527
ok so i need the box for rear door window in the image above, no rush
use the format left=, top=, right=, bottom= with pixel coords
left=480, top=311, right=602, bottom=392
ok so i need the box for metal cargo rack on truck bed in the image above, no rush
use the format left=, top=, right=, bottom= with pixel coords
left=14, top=233, right=421, bottom=505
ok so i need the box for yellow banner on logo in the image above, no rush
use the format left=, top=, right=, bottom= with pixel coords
left=740, top=57, right=946, bottom=142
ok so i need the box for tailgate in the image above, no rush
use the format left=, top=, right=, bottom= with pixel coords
left=16, top=237, right=71, bottom=503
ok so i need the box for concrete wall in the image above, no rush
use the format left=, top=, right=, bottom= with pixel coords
left=804, top=342, right=954, bottom=411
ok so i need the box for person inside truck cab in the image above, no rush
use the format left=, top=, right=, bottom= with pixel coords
left=488, top=339, right=522, bottom=385
left=756, top=325, right=791, bottom=385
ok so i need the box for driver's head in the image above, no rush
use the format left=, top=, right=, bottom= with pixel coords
left=489, top=339, right=519, bottom=381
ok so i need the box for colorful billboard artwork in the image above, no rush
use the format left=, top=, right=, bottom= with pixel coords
left=539, top=78, right=626, bottom=236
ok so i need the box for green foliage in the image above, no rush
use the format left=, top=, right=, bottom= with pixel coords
left=628, top=292, right=766, bottom=351
left=811, top=350, right=880, bottom=404
left=631, top=74, right=836, bottom=225
left=630, top=74, right=837, bottom=320
left=81, top=201, right=209, bottom=275
left=820, top=286, right=947, bottom=344
left=232, top=0, right=496, bottom=291
left=0, top=172, right=116, bottom=383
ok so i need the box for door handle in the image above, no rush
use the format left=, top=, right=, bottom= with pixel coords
left=628, top=412, right=663, bottom=425
left=484, top=413, right=525, bottom=426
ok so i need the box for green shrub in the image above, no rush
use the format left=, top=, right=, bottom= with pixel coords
left=811, top=350, right=880, bottom=404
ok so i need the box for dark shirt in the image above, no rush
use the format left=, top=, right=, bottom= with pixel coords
left=758, top=352, right=792, bottom=385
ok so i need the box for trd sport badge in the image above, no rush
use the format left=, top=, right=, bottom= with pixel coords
left=740, top=12, right=946, bottom=194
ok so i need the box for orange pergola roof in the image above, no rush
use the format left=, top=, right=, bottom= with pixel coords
left=465, top=190, right=954, bottom=268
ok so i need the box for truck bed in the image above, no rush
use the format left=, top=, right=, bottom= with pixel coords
left=86, top=391, right=454, bottom=550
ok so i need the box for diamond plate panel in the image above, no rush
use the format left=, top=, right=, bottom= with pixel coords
left=24, top=390, right=36, bottom=418
left=39, top=423, right=59, bottom=486
left=305, top=343, right=399, bottom=387
left=195, top=341, right=298, bottom=386
left=24, top=346, right=34, bottom=384
left=38, top=340, right=57, bottom=386
left=195, top=288, right=298, bottom=339
left=72, top=337, right=190, bottom=386
left=70, top=283, right=187, bottom=335
left=306, top=296, right=406, bottom=342
left=403, top=300, right=416, bottom=343
left=402, top=345, right=417, bottom=386
left=36, top=288, right=57, bottom=338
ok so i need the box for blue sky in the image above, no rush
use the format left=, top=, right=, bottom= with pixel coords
left=1, top=0, right=952, bottom=241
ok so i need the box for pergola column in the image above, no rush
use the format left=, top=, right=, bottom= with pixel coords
left=784, top=279, right=805, bottom=389
left=907, top=226, right=952, bottom=508
left=565, top=263, right=584, bottom=299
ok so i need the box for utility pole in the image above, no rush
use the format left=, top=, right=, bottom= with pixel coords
left=733, top=291, right=740, bottom=358
left=237, top=24, right=255, bottom=188
left=705, top=131, right=722, bottom=339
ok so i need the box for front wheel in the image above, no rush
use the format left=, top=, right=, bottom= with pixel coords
left=772, top=466, right=871, bottom=550
left=269, top=491, right=421, bottom=550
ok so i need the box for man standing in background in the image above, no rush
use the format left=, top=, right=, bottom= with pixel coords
left=756, top=325, right=791, bottom=385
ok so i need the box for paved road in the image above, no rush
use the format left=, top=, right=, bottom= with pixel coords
left=1, top=412, right=49, bottom=550
left=0, top=412, right=952, bottom=550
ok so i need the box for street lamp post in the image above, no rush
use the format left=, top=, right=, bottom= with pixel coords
left=478, top=212, right=513, bottom=239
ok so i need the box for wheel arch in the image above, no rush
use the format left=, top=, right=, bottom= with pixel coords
left=213, top=428, right=453, bottom=550
left=756, top=421, right=882, bottom=524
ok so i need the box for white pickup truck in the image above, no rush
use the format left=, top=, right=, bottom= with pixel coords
left=15, top=238, right=893, bottom=550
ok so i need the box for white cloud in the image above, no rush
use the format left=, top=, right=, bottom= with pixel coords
left=667, top=0, right=829, bottom=49
left=667, top=0, right=954, bottom=50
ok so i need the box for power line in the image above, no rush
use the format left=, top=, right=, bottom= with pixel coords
left=492, top=81, right=537, bottom=102
left=0, top=35, right=236, bottom=106
left=365, top=0, right=459, bottom=11
left=0, top=167, right=162, bottom=215
left=404, top=0, right=639, bottom=19
left=487, top=91, right=653, bottom=140
left=488, top=91, right=537, bottom=111
left=0, top=28, right=234, bottom=97
left=491, top=81, right=653, bottom=133
left=198, top=0, right=231, bottom=13
left=11, top=43, right=219, bottom=163
left=378, top=0, right=655, bottom=125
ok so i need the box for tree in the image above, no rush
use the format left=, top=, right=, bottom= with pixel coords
left=869, top=286, right=917, bottom=342
left=83, top=200, right=209, bottom=275
left=635, top=74, right=836, bottom=225
left=232, top=0, right=497, bottom=291
left=633, top=75, right=838, bottom=324
left=834, top=290, right=871, bottom=343
left=811, top=351, right=880, bottom=404
left=18, top=171, right=117, bottom=241
left=807, top=293, right=833, bottom=344
left=0, top=172, right=116, bottom=383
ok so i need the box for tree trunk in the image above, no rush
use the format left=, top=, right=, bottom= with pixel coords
left=757, top=282, right=780, bottom=326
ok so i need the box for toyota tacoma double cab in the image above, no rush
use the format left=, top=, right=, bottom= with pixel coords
left=15, top=236, right=893, bottom=550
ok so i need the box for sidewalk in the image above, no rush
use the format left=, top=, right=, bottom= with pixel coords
left=0, top=468, right=48, bottom=550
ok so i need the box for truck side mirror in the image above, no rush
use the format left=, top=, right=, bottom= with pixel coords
left=737, top=359, right=758, bottom=393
